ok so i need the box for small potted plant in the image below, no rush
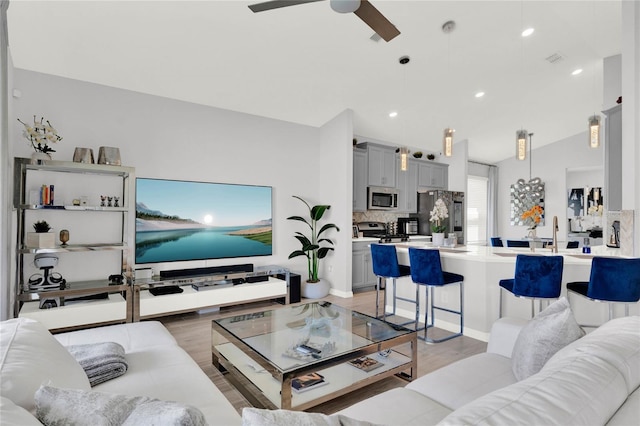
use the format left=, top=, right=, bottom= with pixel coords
left=27, top=220, right=56, bottom=248
left=287, top=196, right=340, bottom=299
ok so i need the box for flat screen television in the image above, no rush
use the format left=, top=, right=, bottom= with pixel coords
left=135, top=178, right=272, bottom=264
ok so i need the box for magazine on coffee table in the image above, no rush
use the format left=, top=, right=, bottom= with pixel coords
left=291, top=372, right=328, bottom=393
left=348, top=356, right=384, bottom=372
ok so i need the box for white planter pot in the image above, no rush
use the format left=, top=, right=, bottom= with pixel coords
left=301, top=278, right=330, bottom=299
left=26, top=232, right=55, bottom=249
left=432, top=233, right=445, bottom=247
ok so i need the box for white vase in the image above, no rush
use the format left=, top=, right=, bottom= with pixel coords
left=30, top=152, right=51, bottom=165
left=301, top=278, right=330, bottom=299
left=432, top=232, right=445, bottom=247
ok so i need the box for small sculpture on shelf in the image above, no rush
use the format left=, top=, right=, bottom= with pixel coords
left=100, top=195, right=107, bottom=207
left=59, top=229, right=69, bottom=246
left=107, top=196, right=113, bottom=207
left=114, top=196, right=120, bottom=208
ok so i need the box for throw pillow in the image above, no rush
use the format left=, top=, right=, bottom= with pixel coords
left=0, top=397, right=42, bottom=425
left=0, top=318, right=90, bottom=412
left=242, top=407, right=383, bottom=426
left=35, top=385, right=206, bottom=426
left=511, top=297, right=585, bottom=381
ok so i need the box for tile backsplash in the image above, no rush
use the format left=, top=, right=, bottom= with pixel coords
left=606, top=210, right=635, bottom=256
left=353, top=211, right=409, bottom=225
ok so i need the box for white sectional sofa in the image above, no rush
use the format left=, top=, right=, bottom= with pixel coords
left=0, top=318, right=241, bottom=425
left=338, top=314, right=640, bottom=425
left=3, top=306, right=639, bottom=426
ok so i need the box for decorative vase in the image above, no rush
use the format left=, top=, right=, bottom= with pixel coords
left=301, top=278, right=330, bottom=299
left=527, top=228, right=538, bottom=252
left=30, top=152, right=51, bottom=165
left=432, top=232, right=445, bottom=247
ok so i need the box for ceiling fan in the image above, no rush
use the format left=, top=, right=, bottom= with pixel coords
left=248, top=0, right=400, bottom=42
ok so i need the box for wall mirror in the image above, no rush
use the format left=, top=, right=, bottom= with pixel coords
left=510, top=182, right=545, bottom=227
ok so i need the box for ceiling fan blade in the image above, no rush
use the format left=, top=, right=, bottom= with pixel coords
left=354, top=0, right=400, bottom=42
left=248, top=0, right=325, bottom=13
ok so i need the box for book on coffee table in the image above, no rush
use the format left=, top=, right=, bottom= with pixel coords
left=291, top=372, right=328, bottom=393
left=348, top=356, right=384, bottom=372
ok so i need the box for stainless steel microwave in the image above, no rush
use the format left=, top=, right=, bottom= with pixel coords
left=367, top=186, right=399, bottom=210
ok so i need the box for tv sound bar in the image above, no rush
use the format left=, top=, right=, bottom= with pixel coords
left=160, top=263, right=254, bottom=279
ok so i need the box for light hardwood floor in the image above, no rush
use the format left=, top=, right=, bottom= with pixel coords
left=158, top=290, right=487, bottom=416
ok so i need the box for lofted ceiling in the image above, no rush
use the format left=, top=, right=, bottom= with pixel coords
left=7, top=1, right=622, bottom=164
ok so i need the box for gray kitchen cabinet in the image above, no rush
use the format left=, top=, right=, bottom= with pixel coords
left=366, top=144, right=396, bottom=188
left=352, top=241, right=376, bottom=291
left=417, top=162, right=449, bottom=189
left=396, top=158, right=418, bottom=213
left=353, top=149, right=368, bottom=212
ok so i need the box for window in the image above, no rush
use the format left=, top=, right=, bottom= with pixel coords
left=467, top=176, right=488, bottom=245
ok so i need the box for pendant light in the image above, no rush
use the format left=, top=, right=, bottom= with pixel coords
left=516, top=129, right=528, bottom=161
left=587, top=3, right=601, bottom=149
left=442, top=20, right=455, bottom=157
left=515, top=2, right=530, bottom=161
left=443, top=128, right=454, bottom=157
left=588, top=115, right=601, bottom=148
left=400, top=147, right=408, bottom=171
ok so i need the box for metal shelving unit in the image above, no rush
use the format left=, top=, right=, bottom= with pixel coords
left=13, top=157, right=135, bottom=328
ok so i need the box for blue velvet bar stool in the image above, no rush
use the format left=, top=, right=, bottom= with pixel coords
left=498, top=254, right=564, bottom=318
left=490, top=237, right=504, bottom=247
left=567, top=257, right=640, bottom=327
left=506, top=240, right=529, bottom=248
left=369, top=244, right=412, bottom=323
left=408, top=247, right=464, bottom=343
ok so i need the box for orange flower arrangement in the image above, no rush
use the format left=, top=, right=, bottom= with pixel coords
left=521, top=205, right=544, bottom=229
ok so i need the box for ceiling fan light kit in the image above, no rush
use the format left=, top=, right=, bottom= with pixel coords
left=248, top=0, right=400, bottom=42
left=330, top=0, right=360, bottom=14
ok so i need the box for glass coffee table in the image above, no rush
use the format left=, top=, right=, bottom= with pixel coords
left=211, top=301, right=417, bottom=411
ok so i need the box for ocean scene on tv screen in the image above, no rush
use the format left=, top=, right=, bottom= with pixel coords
left=135, top=178, right=272, bottom=264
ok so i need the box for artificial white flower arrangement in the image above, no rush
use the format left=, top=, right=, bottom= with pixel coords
left=430, top=198, right=448, bottom=233
left=18, top=116, right=63, bottom=154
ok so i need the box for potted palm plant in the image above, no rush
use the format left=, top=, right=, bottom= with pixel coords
left=287, top=196, right=340, bottom=299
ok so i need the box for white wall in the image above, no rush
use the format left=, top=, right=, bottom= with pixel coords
left=318, top=109, right=353, bottom=297
left=496, top=131, right=603, bottom=241
left=8, top=69, right=354, bottom=303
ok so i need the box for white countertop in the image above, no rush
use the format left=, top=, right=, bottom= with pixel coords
left=392, top=243, right=627, bottom=264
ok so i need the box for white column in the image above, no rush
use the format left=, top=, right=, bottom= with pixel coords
left=621, top=0, right=640, bottom=256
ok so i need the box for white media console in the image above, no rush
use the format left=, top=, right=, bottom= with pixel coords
left=132, top=265, right=291, bottom=321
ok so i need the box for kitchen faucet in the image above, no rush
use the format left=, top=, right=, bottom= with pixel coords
left=548, top=215, right=559, bottom=253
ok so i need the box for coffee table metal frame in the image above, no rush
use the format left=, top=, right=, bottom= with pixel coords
left=211, top=302, right=417, bottom=411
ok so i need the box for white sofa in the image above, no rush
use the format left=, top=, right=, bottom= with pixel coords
left=338, top=315, right=640, bottom=425
left=0, top=318, right=241, bottom=425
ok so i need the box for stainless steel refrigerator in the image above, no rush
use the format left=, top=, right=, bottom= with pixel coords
left=411, top=190, right=465, bottom=244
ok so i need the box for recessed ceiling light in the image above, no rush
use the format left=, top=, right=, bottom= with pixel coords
left=521, top=28, right=534, bottom=37
left=572, top=69, right=583, bottom=76
left=475, top=92, right=485, bottom=98
left=389, top=111, right=398, bottom=118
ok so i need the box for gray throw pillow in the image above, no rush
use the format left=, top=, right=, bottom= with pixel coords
left=35, top=385, right=206, bottom=426
left=511, top=297, right=585, bottom=381
left=242, top=407, right=383, bottom=426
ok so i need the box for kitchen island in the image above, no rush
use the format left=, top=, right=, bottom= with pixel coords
left=381, top=242, right=636, bottom=341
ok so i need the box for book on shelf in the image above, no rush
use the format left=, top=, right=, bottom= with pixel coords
left=291, top=372, right=328, bottom=393
left=348, top=356, right=384, bottom=372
